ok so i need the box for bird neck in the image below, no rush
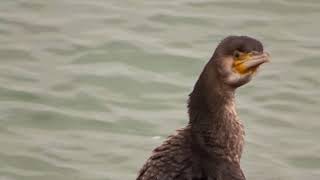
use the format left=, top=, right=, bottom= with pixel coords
left=187, top=65, right=238, bottom=133
left=187, top=66, right=243, bottom=164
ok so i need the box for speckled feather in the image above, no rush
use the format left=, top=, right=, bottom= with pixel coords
left=137, top=126, right=193, bottom=180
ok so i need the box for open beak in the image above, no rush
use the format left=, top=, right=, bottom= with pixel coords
left=233, top=52, right=270, bottom=74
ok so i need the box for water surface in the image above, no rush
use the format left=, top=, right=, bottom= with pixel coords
left=0, top=0, right=320, bottom=180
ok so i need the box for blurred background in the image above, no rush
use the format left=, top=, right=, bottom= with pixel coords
left=0, top=0, right=320, bottom=180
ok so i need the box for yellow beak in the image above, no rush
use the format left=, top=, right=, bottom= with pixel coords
left=233, top=52, right=269, bottom=74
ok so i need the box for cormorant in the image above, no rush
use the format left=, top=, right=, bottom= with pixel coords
left=136, top=36, right=270, bottom=180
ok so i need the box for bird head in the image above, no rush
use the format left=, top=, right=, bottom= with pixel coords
left=210, top=36, right=270, bottom=88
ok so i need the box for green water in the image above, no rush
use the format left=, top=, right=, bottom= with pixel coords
left=0, top=0, right=320, bottom=180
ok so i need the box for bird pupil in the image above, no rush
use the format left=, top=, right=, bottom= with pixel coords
left=234, top=51, right=240, bottom=58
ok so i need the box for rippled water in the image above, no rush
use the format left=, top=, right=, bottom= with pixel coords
left=0, top=0, right=320, bottom=180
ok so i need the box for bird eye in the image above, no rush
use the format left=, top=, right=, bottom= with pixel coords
left=233, top=51, right=240, bottom=59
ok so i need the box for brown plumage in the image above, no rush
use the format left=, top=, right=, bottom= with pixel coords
left=136, top=36, right=270, bottom=180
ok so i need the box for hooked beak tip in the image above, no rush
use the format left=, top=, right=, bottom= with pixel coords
left=243, top=52, right=270, bottom=69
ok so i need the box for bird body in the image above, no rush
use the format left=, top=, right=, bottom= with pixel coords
left=137, top=126, right=192, bottom=180
left=136, top=36, right=270, bottom=180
